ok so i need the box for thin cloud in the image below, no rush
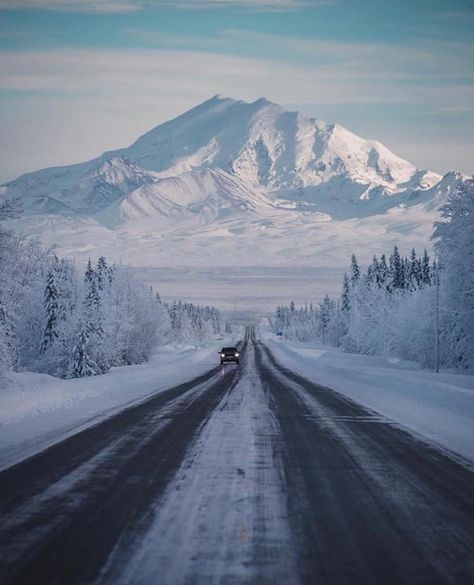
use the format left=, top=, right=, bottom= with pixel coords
left=1, top=47, right=472, bottom=112
left=0, top=0, right=330, bottom=13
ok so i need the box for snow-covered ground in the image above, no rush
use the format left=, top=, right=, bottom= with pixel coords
left=0, top=337, right=239, bottom=471
left=3, top=324, right=473, bottom=474
left=261, top=328, right=474, bottom=465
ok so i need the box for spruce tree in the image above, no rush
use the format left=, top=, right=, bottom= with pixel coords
left=70, top=321, right=97, bottom=378
left=341, top=273, right=351, bottom=313
left=389, top=245, right=402, bottom=290
left=400, top=257, right=407, bottom=290
left=85, top=258, right=95, bottom=285
left=320, top=294, right=332, bottom=344
left=350, top=254, right=360, bottom=286
left=366, top=255, right=379, bottom=285
left=379, top=254, right=389, bottom=289
left=408, top=248, right=421, bottom=290
left=421, top=249, right=431, bottom=286
left=96, top=256, right=108, bottom=290
left=41, top=262, right=60, bottom=353
left=82, top=260, right=108, bottom=374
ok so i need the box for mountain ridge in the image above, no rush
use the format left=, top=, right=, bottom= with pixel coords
left=1, top=95, right=442, bottom=218
left=0, top=95, right=466, bottom=276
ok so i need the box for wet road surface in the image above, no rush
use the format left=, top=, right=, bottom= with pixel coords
left=1, top=328, right=473, bottom=584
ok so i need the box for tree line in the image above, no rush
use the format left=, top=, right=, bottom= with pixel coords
left=273, top=179, right=474, bottom=372
left=0, top=202, right=223, bottom=384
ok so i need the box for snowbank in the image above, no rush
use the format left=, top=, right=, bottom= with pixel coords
left=261, top=328, right=474, bottom=465
left=0, top=338, right=238, bottom=471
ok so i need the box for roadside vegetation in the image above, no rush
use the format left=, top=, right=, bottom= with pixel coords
left=0, top=201, right=223, bottom=384
left=273, top=179, right=474, bottom=372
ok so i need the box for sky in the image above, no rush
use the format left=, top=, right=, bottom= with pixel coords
left=0, top=0, right=473, bottom=183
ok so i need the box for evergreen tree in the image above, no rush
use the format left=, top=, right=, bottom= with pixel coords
left=341, top=273, right=351, bottom=313
left=365, top=255, right=379, bottom=285
left=408, top=248, right=421, bottom=290
left=82, top=261, right=108, bottom=374
left=96, top=256, right=109, bottom=290
left=70, top=321, right=97, bottom=378
left=433, top=179, right=474, bottom=370
left=320, top=294, right=332, bottom=344
left=420, top=249, right=431, bottom=286
left=378, top=254, right=389, bottom=289
left=350, top=254, right=360, bottom=286
left=85, top=258, right=95, bottom=285
left=389, top=245, right=403, bottom=290
left=41, top=260, right=60, bottom=353
left=400, top=257, right=407, bottom=290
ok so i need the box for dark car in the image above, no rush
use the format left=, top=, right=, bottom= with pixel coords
left=219, top=347, right=240, bottom=365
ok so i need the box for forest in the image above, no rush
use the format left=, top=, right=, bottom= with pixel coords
left=273, top=179, right=474, bottom=372
left=0, top=199, right=223, bottom=384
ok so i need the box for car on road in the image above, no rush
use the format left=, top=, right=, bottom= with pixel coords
left=219, top=347, right=240, bottom=365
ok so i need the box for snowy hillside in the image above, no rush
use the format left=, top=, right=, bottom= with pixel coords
left=0, top=95, right=465, bottom=282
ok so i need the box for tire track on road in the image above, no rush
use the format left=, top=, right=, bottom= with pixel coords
left=98, top=332, right=296, bottom=585
left=0, top=341, right=247, bottom=585
left=256, top=340, right=474, bottom=585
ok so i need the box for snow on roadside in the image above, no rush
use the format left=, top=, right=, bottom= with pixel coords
left=260, top=328, right=474, bottom=465
left=0, top=337, right=239, bottom=471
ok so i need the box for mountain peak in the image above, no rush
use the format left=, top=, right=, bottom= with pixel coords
left=2, top=95, right=443, bottom=221
left=251, top=97, right=276, bottom=107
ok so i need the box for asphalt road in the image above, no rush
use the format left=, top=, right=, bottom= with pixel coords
left=1, top=327, right=473, bottom=585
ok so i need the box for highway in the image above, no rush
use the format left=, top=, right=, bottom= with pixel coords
left=1, top=327, right=473, bottom=585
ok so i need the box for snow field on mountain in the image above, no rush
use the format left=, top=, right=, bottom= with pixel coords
left=261, top=328, right=474, bottom=465
left=0, top=338, right=239, bottom=471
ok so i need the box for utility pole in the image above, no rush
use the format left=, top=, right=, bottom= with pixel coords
left=435, top=261, right=440, bottom=373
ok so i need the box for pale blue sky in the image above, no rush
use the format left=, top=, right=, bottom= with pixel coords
left=0, top=0, right=473, bottom=182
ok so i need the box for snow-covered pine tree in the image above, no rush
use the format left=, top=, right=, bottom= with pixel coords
left=389, top=245, right=403, bottom=290
left=433, top=178, right=474, bottom=371
left=365, top=255, right=379, bottom=285
left=341, top=273, right=351, bottom=313
left=350, top=254, right=360, bottom=286
left=41, top=258, right=60, bottom=354
left=96, top=256, right=113, bottom=290
left=420, top=249, right=431, bottom=286
left=320, top=294, right=332, bottom=344
left=70, top=321, right=97, bottom=378
left=408, top=248, right=421, bottom=290
left=82, top=260, right=109, bottom=375
left=378, top=254, right=389, bottom=289
left=400, top=257, right=407, bottom=290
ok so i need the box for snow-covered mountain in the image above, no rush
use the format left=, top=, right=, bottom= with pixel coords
left=0, top=95, right=465, bottom=281
left=2, top=95, right=442, bottom=218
